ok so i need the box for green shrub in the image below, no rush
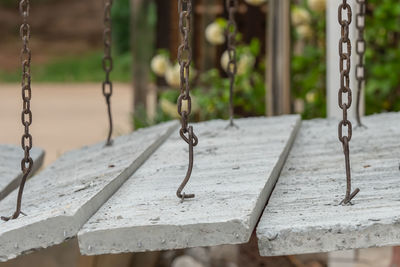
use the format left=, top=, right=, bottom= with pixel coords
left=112, top=0, right=131, bottom=55
left=292, top=0, right=400, bottom=119
left=365, top=0, right=400, bottom=113
left=138, top=38, right=266, bottom=128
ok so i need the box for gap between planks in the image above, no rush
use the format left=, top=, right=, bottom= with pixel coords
left=78, top=115, right=301, bottom=255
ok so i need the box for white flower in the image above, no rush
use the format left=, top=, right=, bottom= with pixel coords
left=160, top=98, right=179, bottom=118
left=165, top=64, right=181, bottom=88
left=244, top=0, right=267, bottom=6
left=308, top=0, right=326, bottom=13
left=306, top=92, right=316, bottom=103
left=237, top=53, right=255, bottom=75
left=151, top=54, right=170, bottom=77
left=291, top=8, right=311, bottom=26
left=160, top=96, right=198, bottom=118
left=221, top=50, right=255, bottom=75
left=296, top=24, right=313, bottom=39
left=220, top=50, right=230, bottom=72
left=205, top=22, right=225, bottom=45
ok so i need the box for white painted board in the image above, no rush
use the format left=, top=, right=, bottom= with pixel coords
left=257, top=112, right=400, bottom=256
left=0, top=145, right=45, bottom=200
left=78, top=115, right=301, bottom=255
left=0, top=121, right=178, bottom=261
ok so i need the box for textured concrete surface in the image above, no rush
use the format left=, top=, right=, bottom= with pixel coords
left=257, top=112, right=400, bottom=256
left=78, top=115, right=301, bottom=255
left=0, top=145, right=45, bottom=200
left=0, top=121, right=178, bottom=261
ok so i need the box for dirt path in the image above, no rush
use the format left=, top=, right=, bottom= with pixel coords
left=0, top=83, right=133, bottom=166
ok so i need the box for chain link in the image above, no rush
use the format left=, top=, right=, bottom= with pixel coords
left=176, top=0, right=198, bottom=202
left=355, top=0, right=366, bottom=127
left=338, top=0, right=360, bottom=205
left=226, top=0, right=238, bottom=127
left=2, top=0, right=34, bottom=221
left=103, top=0, right=114, bottom=146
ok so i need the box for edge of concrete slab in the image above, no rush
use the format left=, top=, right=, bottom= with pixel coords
left=258, top=219, right=400, bottom=256
left=0, top=146, right=45, bottom=201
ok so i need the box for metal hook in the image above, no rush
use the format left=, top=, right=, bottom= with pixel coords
left=104, top=94, right=113, bottom=147
left=354, top=124, right=368, bottom=130
left=1, top=167, right=31, bottom=221
left=177, top=126, right=197, bottom=202
left=340, top=188, right=360, bottom=205
left=225, top=118, right=239, bottom=129
left=339, top=137, right=360, bottom=205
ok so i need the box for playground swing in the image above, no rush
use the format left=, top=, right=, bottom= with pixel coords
left=77, top=0, right=383, bottom=256
left=0, top=0, right=398, bottom=262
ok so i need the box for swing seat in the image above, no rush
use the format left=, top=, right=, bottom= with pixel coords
left=0, top=145, right=45, bottom=201
left=256, top=112, right=400, bottom=256
left=0, top=121, right=177, bottom=262
left=77, top=115, right=301, bottom=255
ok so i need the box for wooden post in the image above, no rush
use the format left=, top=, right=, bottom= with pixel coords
left=194, top=0, right=217, bottom=72
left=170, top=0, right=179, bottom=60
left=131, top=0, right=156, bottom=125
left=266, top=0, right=291, bottom=116
left=326, top=0, right=363, bottom=119
left=155, top=0, right=171, bottom=50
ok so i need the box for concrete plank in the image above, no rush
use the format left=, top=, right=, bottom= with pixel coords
left=0, top=121, right=178, bottom=261
left=0, top=145, right=45, bottom=200
left=78, top=115, right=301, bottom=255
left=257, top=112, right=400, bottom=256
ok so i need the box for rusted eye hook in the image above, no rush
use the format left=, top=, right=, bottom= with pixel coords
left=177, top=126, right=198, bottom=203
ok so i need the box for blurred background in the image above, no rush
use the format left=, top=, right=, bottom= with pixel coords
left=0, top=0, right=399, bottom=266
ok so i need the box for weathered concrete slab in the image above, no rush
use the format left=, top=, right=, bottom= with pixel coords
left=78, top=115, right=301, bottom=255
left=0, top=145, right=45, bottom=200
left=257, top=112, right=400, bottom=256
left=0, top=121, right=178, bottom=261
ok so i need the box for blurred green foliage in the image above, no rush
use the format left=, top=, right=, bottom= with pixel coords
left=1, top=0, right=399, bottom=122
left=138, top=0, right=400, bottom=128
left=192, top=39, right=266, bottom=121
left=112, top=0, right=131, bottom=55
left=291, top=2, right=327, bottom=119
left=365, top=0, right=400, bottom=113
left=135, top=38, right=266, bottom=128
left=292, top=0, right=400, bottom=119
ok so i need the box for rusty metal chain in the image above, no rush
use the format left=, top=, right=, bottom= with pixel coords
left=338, top=0, right=360, bottom=205
left=176, top=0, right=198, bottom=202
left=355, top=0, right=366, bottom=127
left=102, top=0, right=114, bottom=146
left=226, top=0, right=238, bottom=127
left=2, top=0, right=33, bottom=221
